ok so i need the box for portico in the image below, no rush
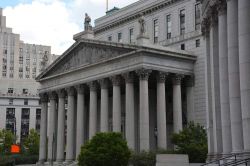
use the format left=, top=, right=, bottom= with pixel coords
left=36, top=36, right=196, bottom=164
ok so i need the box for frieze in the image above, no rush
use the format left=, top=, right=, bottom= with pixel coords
left=48, top=44, right=132, bottom=76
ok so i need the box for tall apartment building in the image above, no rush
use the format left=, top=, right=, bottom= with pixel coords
left=0, top=8, right=57, bottom=143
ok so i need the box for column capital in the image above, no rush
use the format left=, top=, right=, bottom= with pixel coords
left=122, top=72, right=135, bottom=83
left=217, top=0, right=227, bottom=16
left=49, top=91, right=57, bottom=100
left=66, top=87, right=76, bottom=96
left=39, top=93, right=48, bottom=102
left=110, top=75, right=122, bottom=86
left=87, top=81, right=98, bottom=91
left=57, top=89, right=66, bottom=98
left=172, top=74, right=184, bottom=85
left=185, top=75, right=195, bottom=87
left=136, top=68, right=152, bottom=80
left=157, top=72, right=169, bottom=83
left=75, top=84, right=85, bottom=94
left=98, top=78, right=109, bottom=89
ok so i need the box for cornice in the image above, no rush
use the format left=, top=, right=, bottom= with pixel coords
left=94, top=0, right=183, bottom=35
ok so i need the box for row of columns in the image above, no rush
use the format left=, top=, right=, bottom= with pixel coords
left=38, top=69, right=193, bottom=164
left=203, top=0, right=250, bottom=157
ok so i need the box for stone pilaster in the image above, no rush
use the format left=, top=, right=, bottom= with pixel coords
left=136, top=69, right=152, bottom=151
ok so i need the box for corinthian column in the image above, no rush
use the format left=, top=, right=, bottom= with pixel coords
left=210, top=8, right=223, bottom=154
left=172, top=74, right=184, bottom=133
left=75, top=85, right=85, bottom=158
left=157, top=72, right=167, bottom=149
left=88, top=81, right=98, bottom=139
left=238, top=0, right=250, bottom=152
left=227, top=0, right=244, bottom=153
left=38, top=93, right=48, bottom=164
left=56, top=89, right=66, bottom=163
left=136, top=69, right=152, bottom=151
left=218, top=2, right=232, bottom=154
left=65, top=87, right=76, bottom=163
left=111, top=76, right=122, bottom=132
left=123, top=72, right=135, bottom=150
left=48, top=92, right=57, bottom=163
left=99, top=79, right=109, bottom=132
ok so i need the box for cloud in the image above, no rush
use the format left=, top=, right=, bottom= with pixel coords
left=3, top=0, right=138, bottom=55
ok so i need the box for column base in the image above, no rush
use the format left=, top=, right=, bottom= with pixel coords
left=36, top=159, right=46, bottom=165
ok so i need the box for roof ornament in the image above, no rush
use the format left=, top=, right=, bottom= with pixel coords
left=138, top=13, right=146, bottom=36
left=84, top=13, right=92, bottom=31
left=40, top=52, right=48, bottom=72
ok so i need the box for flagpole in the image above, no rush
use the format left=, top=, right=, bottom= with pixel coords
left=106, top=0, right=108, bottom=12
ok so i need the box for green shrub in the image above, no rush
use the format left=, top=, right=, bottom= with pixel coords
left=23, top=129, right=40, bottom=155
left=129, top=151, right=156, bottom=166
left=171, top=122, right=208, bottom=163
left=0, top=129, right=16, bottom=155
left=78, top=132, right=131, bottom=166
left=13, top=155, right=38, bottom=164
left=0, top=156, right=15, bottom=166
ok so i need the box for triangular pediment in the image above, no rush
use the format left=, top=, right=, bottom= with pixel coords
left=39, top=39, right=136, bottom=79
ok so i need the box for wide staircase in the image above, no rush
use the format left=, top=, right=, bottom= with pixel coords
left=201, top=153, right=250, bottom=166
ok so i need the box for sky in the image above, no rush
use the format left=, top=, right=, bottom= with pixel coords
left=0, top=0, right=138, bottom=55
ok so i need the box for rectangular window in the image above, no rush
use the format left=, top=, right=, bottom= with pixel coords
left=9, top=99, right=13, bottom=105
left=108, top=36, right=112, bottom=42
left=8, top=88, right=14, bottom=94
left=6, top=108, right=15, bottom=133
left=24, top=99, right=28, bottom=105
left=180, top=9, right=185, bottom=35
left=195, top=3, right=201, bottom=30
left=154, top=19, right=159, bottom=43
left=196, top=39, right=200, bottom=47
left=23, top=89, right=28, bottom=94
left=166, top=15, right=172, bottom=39
left=181, top=43, right=185, bottom=50
left=118, top=33, right=122, bottom=43
left=129, top=28, right=135, bottom=44
left=21, top=108, right=30, bottom=143
left=36, top=109, right=41, bottom=132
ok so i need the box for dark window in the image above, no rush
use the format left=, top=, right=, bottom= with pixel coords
left=195, top=3, right=201, bottom=30
left=108, top=36, right=112, bottom=41
left=23, top=89, right=28, bottom=94
left=118, top=33, right=122, bottom=43
left=21, top=108, right=30, bottom=143
left=5, top=108, right=15, bottom=134
left=8, top=88, right=14, bottom=94
left=196, top=39, right=200, bottom=47
left=9, top=99, right=13, bottom=105
left=129, top=28, right=135, bottom=43
left=154, top=19, right=159, bottom=43
left=181, top=44, right=185, bottom=50
left=36, top=109, right=41, bottom=132
left=180, top=9, right=185, bottom=35
left=24, top=99, right=28, bottom=105
left=166, top=14, right=171, bottom=39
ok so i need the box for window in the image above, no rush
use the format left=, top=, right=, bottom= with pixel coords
left=8, top=88, right=14, bottom=94
left=36, top=109, right=41, bottom=132
left=181, top=43, right=185, bottom=50
left=108, top=36, right=112, bottom=41
left=118, top=33, right=122, bottom=43
left=153, top=19, right=159, bottom=43
left=9, top=99, right=13, bottom=105
left=6, top=108, right=15, bottom=133
left=195, top=3, right=201, bottom=30
left=21, top=108, right=30, bottom=143
left=180, top=9, right=185, bottom=35
left=23, top=89, right=28, bottom=94
left=129, top=28, right=135, bottom=43
left=196, top=39, right=200, bottom=47
left=24, top=99, right=28, bottom=105
left=3, top=49, right=7, bottom=54
left=166, top=15, right=172, bottom=39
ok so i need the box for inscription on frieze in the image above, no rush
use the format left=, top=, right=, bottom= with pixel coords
left=47, top=44, right=133, bottom=76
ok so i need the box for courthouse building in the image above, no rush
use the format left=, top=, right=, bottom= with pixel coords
left=37, top=0, right=250, bottom=164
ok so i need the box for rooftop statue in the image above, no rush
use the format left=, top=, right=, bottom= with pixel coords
left=84, top=13, right=92, bottom=31
left=138, top=14, right=146, bottom=36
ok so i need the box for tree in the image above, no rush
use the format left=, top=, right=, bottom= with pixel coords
left=23, top=129, right=40, bottom=155
left=0, top=129, right=15, bottom=154
left=78, top=132, right=131, bottom=166
left=171, top=122, right=208, bottom=163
